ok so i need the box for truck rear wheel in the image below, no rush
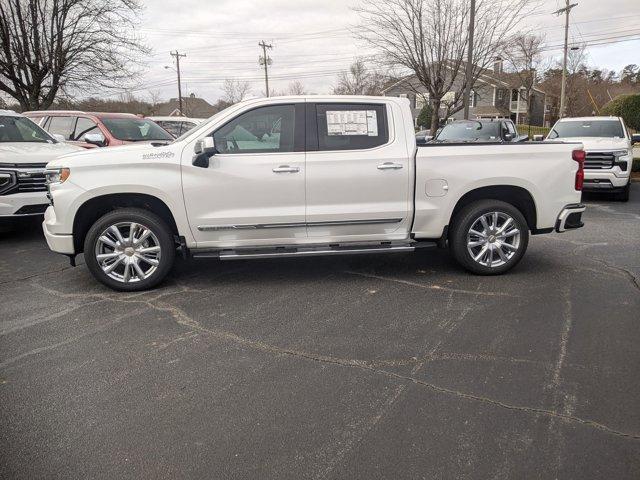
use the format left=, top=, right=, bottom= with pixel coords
left=84, top=208, right=175, bottom=291
left=449, top=200, right=529, bottom=275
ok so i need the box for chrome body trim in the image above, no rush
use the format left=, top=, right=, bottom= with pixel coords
left=197, top=218, right=403, bottom=232
left=555, top=204, right=586, bottom=232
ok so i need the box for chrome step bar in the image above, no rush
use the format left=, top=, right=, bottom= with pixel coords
left=191, top=242, right=433, bottom=261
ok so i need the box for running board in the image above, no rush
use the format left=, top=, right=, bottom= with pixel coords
left=191, top=242, right=434, bottom=261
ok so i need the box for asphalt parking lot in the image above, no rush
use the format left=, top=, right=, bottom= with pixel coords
left=1, top=185, right=639, bottom=479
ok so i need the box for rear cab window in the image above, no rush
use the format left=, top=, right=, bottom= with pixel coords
left=311, top=103, right=389, bottom=151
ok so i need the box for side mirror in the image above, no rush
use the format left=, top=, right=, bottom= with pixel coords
left=52, top=134, right=66, bottom=142
left=84, top=132, right=106, bottom=147
left=632, top=134, right=640, bottom=145
left=504, top=133, right=513, bottom=142
left=193, top=137, right=215, bottom=168
left=533, top=134, right=544, bottom=142
left=194, top=136, right=215, bottom=155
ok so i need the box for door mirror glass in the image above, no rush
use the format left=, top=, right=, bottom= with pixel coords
left=84, top=132, right=106, bottom=147
left=504, top=133, right=513, bottom=141
left=533, top=134, right=544, bottom=141
left=632, top=134, right=640, bottom=145
left=194, top=136, right=215, bottom=155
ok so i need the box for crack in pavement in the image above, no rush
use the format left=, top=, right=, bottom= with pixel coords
left=24, top=280, right=640, bottom=441
left=343, top=270, right=520, bottom=297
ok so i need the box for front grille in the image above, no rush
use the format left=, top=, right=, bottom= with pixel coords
left=0, top=163, right=47, bottom=196
left=584, top=152, right=615, bottom=169
left=16, top=170, right=47, bottom=192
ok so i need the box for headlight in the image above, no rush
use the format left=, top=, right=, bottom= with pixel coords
left=612, top=150, right=631, bottom=158
left=45, top=168, right=70, bottom=185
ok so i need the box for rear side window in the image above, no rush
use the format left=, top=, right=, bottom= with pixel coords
left=47, top=116, right=76, bottom=140
left=315, top=103, right=388, bottom=151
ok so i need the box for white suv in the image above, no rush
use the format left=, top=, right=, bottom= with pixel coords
left=545, top=116, right=634, bottom=201
left=0, top=110, right=81, bottom=218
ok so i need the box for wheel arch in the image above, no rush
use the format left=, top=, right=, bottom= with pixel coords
left=73, top=193, right=179, bottom=253
left=450, top=185, right=538, bottom=232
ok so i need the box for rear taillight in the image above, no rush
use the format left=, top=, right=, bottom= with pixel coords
left=572, top=149, right=585, bottom=191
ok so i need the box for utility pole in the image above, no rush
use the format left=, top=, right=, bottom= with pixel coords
left=258, top=41, right=273, bottom=97
left=463, top=0, right=476, bottom=120
left=554, top=1, right=578, bottom=118
left=170, top=51, right=186, bottom=115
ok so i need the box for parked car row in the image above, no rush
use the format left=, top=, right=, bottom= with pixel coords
left=0, top=108, right=206, bottom=219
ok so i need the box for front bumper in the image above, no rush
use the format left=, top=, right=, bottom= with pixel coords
left=583, top=170, right=630, bottom=191
left=0, top=191, right=49, bottom=217
left=555, top=204, right=586, bottom=232
left=42, top=206, right=75, bottom=254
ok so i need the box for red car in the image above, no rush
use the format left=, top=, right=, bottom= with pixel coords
left=24, top=110, right=173, bottom=149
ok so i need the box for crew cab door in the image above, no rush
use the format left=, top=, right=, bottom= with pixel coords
left=305, top=102, right=412, bottom=240
left=181, top=103, right=306, bottom=247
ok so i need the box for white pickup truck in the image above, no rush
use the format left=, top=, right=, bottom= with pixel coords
left=43, top=96, right=586, bottom=291
left=1, top=110, right=81, bottom=218
left=542, top=116, right=634, bottom=201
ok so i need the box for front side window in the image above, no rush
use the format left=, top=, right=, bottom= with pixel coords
left=73, top=117, right=100, bottom=140
left=213, top=104, right=295, bottom=154
left=548, top=120, right=625, bottom=139
left=47, top=116, right=76, bottom=140
left=0, top=115, right=53, bottom=143
left=101, top=118, right=173, bottom=142
left=315, top=103, right=388, bottom=151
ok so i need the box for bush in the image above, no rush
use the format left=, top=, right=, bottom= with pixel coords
left=417, top=104, right=432, bottom=130
left=602, top=94, right=640, bottom=131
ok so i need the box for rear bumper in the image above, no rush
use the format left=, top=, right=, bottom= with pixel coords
left=42, top=206, right=75, bottom=254
left=555, top=204, right=585, bottom=233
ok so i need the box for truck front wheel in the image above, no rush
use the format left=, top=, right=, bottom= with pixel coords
left=449, top=200, right=529, bottom=275
left=84, top=208, right=176, bottom=291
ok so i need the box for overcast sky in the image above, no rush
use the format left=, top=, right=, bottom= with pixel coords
left=131, top=0, right=639, bottom=104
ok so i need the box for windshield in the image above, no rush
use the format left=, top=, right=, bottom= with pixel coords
left=0, top=115, right=54, bottom=143
left=435, top=121, right=501, bottom=142
left=155, top=120, right=197, bottom=138
left=548, top=120, right=625, bottom=139
left=101, top=118, right=173, bottom=142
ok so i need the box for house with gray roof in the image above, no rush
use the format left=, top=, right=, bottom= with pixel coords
left=382, top=58, right=557, bottom=128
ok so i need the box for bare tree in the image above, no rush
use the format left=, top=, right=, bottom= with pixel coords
left=147, top=89, right=163, bottom=107
left=355, top=0, right=538, bottom=133
left=0, top=0, right=148, bottom=110
left=503, top=33, right=546, bottom=125
left=221, top=78, right=252, bottom=104
left=333, top=59, right=387, bottom=95
left=286, top=80, right=307, bottom=95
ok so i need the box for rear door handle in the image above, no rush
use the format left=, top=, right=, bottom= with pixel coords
left=272, top=165, right=300, bottom=173
left=377, top=162, right=403, bottom=170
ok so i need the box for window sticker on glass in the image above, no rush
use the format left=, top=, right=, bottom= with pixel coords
left=326, top=110, right=378, bottom=136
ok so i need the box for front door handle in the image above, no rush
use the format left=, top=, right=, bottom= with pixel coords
left=377, top=162, right=403, bottom=170
left=273, top=165, right=300, bottom=173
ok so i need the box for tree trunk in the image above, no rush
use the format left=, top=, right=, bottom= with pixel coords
left=430, top=100, right=441, bottom=135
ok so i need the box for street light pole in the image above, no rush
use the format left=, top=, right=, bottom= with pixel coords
left=170, top=51, right=186, bottom=115
left=554, top=1, right=578, bottom=119
left=463, top=0, right=476, bottom=120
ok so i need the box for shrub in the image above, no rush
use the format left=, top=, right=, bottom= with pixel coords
left=417, top=104, right=433, bottom=130
left=602, top=94, right=640, bottom=131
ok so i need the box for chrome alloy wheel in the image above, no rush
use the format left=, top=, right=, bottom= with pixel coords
left=94, top=222, right=161, bottom=283
left=466, top=211, right=521, bottom=268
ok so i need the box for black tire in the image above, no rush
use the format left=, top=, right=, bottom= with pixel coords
left=84, top=208, right=175, bottom=291
left=613, top=182, right=630, bottom=202
left=449, top=199, right=529, bottom=275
